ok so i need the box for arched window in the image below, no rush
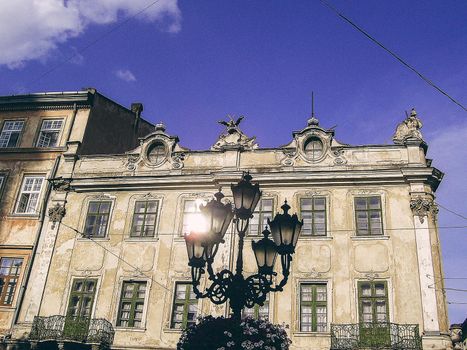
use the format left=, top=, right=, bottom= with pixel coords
left=147, top=142, right=166, bottom=164
left=304, top=137, right=323, bottom=160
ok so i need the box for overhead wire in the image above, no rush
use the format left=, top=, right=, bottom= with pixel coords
left=319, top=0, right=467, bottom=113
left=436, top=202, right=467, bottom=221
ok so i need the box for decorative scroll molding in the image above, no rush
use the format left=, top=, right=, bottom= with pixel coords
left=281, top=149, right=297, bottom=166
left=125, top=154, right=140, bottom=171
left=410, top=196, right=439, bottom=223
left=303, top=267, right=324, bottom=279
left=48, top=203, right=66, bottom=229
left=363, top=270, right=380, bottom=281
left=333, top=148, right=348, bottom=165
left=171, top=152, right=186, bottom=169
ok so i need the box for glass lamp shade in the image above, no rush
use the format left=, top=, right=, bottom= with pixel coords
left=267, top=201, right=303, bottom=255
left=184, top=232, right=206, bottom=268
left=231, top=173, right=262, bottom=220
left=252, top=228, right=278, bottom=275
left=200, top=190, right=234, bottom=244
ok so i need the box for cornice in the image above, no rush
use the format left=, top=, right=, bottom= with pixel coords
left=0, top=91, right=93, bottom=111
left=64, top=167, right=442, bottom=192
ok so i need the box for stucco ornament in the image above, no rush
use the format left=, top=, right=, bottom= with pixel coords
left=410, top=196, right=439, bottom=223
left=50, top=177, right=72, bottom=192
left=450, top=324, right=465, bottom=350
left=211, top=115, right=258, bottom=151
left=48, top=203, right=66, bottom=229
left=393, top=108, right=424, bottom=144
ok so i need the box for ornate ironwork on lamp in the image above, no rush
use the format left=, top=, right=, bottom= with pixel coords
left=184, top=172, right=303, bottom=321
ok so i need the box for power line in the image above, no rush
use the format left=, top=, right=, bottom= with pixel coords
left=319, top=0, right=467, bottom=113
left=436, top=202, right=467, bottom=221
left=27, top=0, right=163, bottom=88
left=448, top=302, right=467, bottom=305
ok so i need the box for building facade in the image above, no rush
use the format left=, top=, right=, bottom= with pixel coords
left=3, top=105, right=451, bottom=350
left=0, top=89, right=153, bottom=342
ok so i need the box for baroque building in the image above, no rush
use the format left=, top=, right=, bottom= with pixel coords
left=0, top=97, right=450, bottom=350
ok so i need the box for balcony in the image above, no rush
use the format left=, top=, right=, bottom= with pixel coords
left=331, top=323, right=422, bottom=350
left=29, top=315, right=114, bottom=348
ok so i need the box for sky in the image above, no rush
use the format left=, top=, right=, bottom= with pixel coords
left=0, top=0, right=465, bottom=323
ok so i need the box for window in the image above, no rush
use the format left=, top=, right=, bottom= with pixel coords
left=15, top=176, right=44, bottom=214
left=0, top=120, right=23, bottom=148
left=0, top=258, right=23, bottom=306
left=36, top=119, right=63, bottom=147
left=84, top=201, right=111, bottom=238
left=171, top=283, right=198, bottom=329
left=248, top=198, right=273, bottom=236
left=131, top=201, right=158, bottom=237
left=0, top=175, right=4, bottom=193
left=242, top=294, right=269, bottom=321
left=117, top=281, right=147, bottom=328
left=182, top=199, right=206, bottom=235
left=147, top=142, right=166, bottom=164
left=358, top=281, right=389, bottom=323
left=300, top=197, right=326, bottom=236
left=355, top=196, right=383, bottom=236
left=304, top=137, right=323, bottom=160
left=66, top=279, right=97, bottom=318
left=300, top=283, right=327, bottom=332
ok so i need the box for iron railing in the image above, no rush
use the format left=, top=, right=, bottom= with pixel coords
left=331, top=323, right=422, bottom=350
left=29, top=315, right=114, bottom=346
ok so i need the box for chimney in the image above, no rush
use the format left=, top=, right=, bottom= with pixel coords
left=131, top=103, right=143, bottom=132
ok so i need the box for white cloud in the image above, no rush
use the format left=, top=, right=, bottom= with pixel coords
left=0, top=0, right=181, bottom=69
left=115, top=69, right=136, bottom=82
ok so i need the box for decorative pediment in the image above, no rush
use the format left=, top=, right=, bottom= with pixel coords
left=281, top=115, right=346, bottom=165
left=125, top=123, right=189, bottom=170
left=211, top=115, right=258, bottom=151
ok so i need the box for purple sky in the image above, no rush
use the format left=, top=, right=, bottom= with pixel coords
left=0, top=0, right=465, bottom=322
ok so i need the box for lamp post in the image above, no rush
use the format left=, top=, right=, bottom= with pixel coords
left=184, top=173, right=303, bottom=321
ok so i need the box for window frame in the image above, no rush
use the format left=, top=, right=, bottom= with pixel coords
left=354, top=196, right=384, bottom=236
left=357, top=280, right=390, bottom=324
left=170, top=282, right=198, bottom=329
left=299, top=282, right=328, bottom=333
left=299, top=196, right=327, bottom=237
left=0, top=174, right=5, bottom=201
left=83, top=200, right=112, bottom=238
left=0, top=257, right=24, bottom=306
left=304, top=137, right=324, bottom=160
left=66, top=278, right=98, bottom=319
left=130, top=200, right=160, bottom=238
left=247, top=198, right=274, bottom=236
left=0, top=120, right=25, bottom=148
left=36, top=118, right=64, bottom=148
left=116, top=281, right=148, bottom=328
left=180, top=198, right=208, bottom=236
left=14, top=175, right=45, bottom=215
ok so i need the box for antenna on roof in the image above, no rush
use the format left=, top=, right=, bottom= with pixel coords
left=311, top=91, right=315, bottom=117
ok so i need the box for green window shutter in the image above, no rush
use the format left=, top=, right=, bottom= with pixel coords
left=300, top=283, right=327, bottom=332
left=130, top=201, right=159, bottom=237
left=117, top=281, right=147, bottom=327
left=355, top=196, right=383, bottom=236
left=300, top=197, right=327, bottom=236
left=66, top=279, right=97, bottom=318
left=171, top=283, right=198, bottom=329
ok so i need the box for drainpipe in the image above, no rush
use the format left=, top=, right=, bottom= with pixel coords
left=11, top=156, right=60, bottom=327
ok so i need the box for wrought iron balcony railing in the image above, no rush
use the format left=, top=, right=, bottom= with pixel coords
left=331, top=322, right=422, bottom=350
left=29, top=315, right=114, bottom=346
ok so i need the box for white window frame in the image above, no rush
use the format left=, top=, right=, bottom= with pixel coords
left=0, top=120, right=24, bottom=148
left=15, top=175, right=45, bottom=214
left=36, top=119, right=63, bottom=148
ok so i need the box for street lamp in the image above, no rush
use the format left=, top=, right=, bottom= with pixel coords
left=184, top=172, right=303, bottom=320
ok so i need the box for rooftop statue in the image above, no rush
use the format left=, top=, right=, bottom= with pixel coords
left=393, top=108, right=424, bottom=144
left=212, top=115, right=258, bottom=151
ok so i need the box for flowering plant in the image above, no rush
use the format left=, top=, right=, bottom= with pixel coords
left=177, top=315, right=291, bottom=350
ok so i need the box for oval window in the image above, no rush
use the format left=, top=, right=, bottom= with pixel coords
left=147, top=142, right=166, bottom=164
left=304, top=137, right=323, bottom=160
